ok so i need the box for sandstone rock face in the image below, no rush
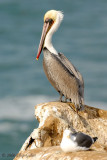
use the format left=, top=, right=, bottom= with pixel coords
left=15, top=146, right=107, bottom=160
left=14, top=102, right=107, bottom=160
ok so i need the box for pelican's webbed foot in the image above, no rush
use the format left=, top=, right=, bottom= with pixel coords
left=75, top=104, right=84, bottom=113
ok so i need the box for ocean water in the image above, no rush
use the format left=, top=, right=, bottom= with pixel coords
left=0, top=0, right=107, bottom=159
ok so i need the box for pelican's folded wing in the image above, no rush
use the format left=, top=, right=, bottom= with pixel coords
left=58, top=52, right=84, bottom=98
left=58, top=53, right=80, bottom=79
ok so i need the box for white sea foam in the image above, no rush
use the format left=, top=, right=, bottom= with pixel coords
left=86, top=101, right=107, bottom=110
left=0, top=95, right=54, bottom=121
left=0, top=95, right=106, bottom=121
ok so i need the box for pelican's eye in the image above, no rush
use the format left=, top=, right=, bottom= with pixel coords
left=45, top=18, right=54, bottom=25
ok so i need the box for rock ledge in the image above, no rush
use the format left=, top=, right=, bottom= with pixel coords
left=14, top=102, right=107, bottom=160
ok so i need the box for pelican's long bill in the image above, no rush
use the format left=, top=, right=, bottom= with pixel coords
left=36, top=22, right=50, bottom=60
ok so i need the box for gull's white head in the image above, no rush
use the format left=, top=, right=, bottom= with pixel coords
left=36, top=10, right=64, bottom=60
left=63, top=129, right=72, bottom=138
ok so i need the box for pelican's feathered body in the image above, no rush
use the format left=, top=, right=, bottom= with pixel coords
left=36, top=10, right=84, bottom=111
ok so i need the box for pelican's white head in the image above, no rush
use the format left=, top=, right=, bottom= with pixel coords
left=36, top=10, right=64, bottom=60
left=44, top=10, right=63, bottom=28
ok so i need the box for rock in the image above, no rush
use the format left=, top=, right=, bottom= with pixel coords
left=14, top=102, right=107, bottom=160
left=14, top=146, right=107, bottom=160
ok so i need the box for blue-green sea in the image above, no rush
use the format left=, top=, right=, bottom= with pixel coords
left=0, top=0, right=107, bottom=159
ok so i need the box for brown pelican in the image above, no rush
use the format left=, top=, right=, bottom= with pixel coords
left=36, top=10, right=84, bottom=111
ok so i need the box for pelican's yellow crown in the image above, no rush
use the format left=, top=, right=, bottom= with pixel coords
left=44, top=10, right=57, bottom=22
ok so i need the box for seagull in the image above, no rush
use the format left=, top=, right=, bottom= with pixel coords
left=36, top=10, right=84, bottom=111
left=60, top=129, right=98, bottom=152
